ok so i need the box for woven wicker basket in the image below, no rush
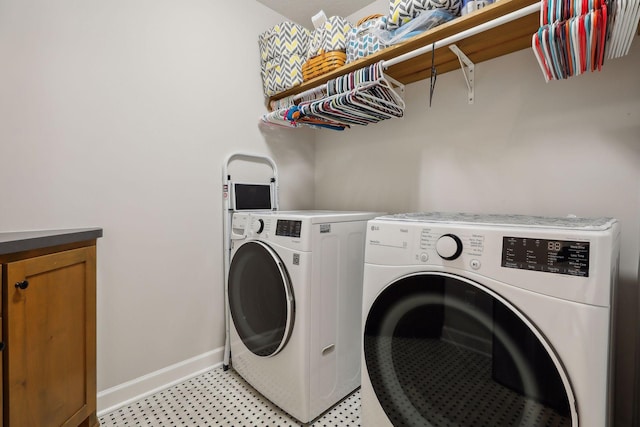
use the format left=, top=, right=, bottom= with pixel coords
left=302, top=51, right=347, bottom=81
left=356, top=13, right=384, bottom=26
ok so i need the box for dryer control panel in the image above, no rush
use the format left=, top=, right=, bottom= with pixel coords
left=366, top=222, right=487, bottom=270
left=365, top=215, right=619, bottom=307
left=501, top=237, right=590, bottom=277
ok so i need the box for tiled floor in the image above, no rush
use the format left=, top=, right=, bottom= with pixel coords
left=99, top=367, right=361, bottom=426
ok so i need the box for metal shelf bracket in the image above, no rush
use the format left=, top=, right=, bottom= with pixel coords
left=449, top=44, right=475, bottom=104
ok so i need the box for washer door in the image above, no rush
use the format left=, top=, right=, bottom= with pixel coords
left=229, top=241, right=294, bottom=357
left=364, top=272, right=576, bottom=427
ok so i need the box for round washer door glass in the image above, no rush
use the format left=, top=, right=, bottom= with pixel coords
left=229, top=241, right=294, bottom=357
left=364, top=273, right=575, bottom=426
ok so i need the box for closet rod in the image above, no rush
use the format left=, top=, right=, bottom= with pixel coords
left=291, top=1, right=541, bottom=101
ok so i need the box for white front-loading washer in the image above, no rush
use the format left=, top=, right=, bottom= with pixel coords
left=228, top=210, right=379, bottom=423
left=361, top=212, right=620, bottom=427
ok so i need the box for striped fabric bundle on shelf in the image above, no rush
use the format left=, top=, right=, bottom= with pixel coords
left=387, top=0, right=461, bottom=30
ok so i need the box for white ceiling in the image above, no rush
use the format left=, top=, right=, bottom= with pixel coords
left=256, top=0, right=377, bottom=27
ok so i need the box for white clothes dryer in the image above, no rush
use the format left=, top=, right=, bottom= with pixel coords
left=228, top=210, right=379, bottom=423
left=361, top=212, right=620, bottom=427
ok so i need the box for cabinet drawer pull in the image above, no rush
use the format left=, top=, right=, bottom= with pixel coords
left=15, top=280, right=29, bottom=290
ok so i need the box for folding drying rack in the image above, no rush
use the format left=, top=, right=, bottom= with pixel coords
left=221, top=152, right=279, bottom=370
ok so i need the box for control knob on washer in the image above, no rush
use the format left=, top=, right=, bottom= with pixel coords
left=436, top=234, right=463, bottom=260
left=251, top=219, right=265, bottom=234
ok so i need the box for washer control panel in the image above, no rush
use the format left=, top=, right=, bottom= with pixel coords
left=251, top=218, right=265, bottom=234
left=275, top=219, right=302, bottom=238
left=231, top=213, right=273, bottom=239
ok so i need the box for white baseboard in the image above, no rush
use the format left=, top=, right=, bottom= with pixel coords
left=97, top=347, right=224, bottom=417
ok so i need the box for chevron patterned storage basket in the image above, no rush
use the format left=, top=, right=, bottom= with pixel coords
left=261, top=54, right=309, bottom=96
left=346, top=15, right=388, bottom=63
left=259, top=22, right=310, bottom=96
left=301, top=16, right=352, bottom=81
left=387, top=0, right=461, bottom=30
left=307, top=16, right=353, bottom=60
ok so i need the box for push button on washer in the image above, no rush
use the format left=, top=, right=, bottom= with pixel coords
left=420, top=253, right=429, bottom=262
left=470, top=259, right=481, bottom=270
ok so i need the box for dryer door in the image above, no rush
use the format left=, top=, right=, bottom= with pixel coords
left=228, top=241, right=294, bottom=357
left=364, top=272, right=576, bottom=426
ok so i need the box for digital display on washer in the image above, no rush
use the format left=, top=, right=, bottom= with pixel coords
left=502, top=237, right=590, bottom=277
left=276, top=220, right=302, bottom=238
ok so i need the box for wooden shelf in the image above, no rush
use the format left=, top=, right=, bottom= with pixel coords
left=267, top=0, right=540, bottom=106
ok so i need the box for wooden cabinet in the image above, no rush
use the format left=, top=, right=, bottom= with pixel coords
left=0, top=235, right=99, bottom=427
left=0, top=265, right=3, bottom=427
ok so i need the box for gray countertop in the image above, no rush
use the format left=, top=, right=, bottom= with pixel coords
left=0, top=228, right=103, bottom=255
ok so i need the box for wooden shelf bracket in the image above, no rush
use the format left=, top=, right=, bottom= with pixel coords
left=449, top=44, right=475, bottom=104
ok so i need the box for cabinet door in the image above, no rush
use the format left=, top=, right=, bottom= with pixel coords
left=4, top=247, right=96, bottom=427
left=0, top=264, right=3, bottom=427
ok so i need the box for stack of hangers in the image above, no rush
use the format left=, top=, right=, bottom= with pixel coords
left=532, top=0, right=640, bottom=81
left=606, top=0, right=640, bottom=59
left=532, top=0, right=609, bottom=81
left=261, top=61, right=405, bottom=131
